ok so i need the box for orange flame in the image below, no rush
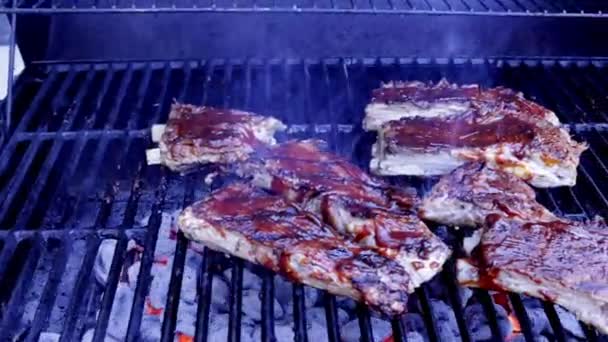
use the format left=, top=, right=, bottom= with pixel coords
left=507, top=312, right=522, bottom=336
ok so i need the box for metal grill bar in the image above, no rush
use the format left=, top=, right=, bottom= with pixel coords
left=0, top=59, right=607, bottom=342
left=322, top=293, right=341, bottom=341
left=91, top=235, right=129, bottom=341
left=0, top=237, right=42, bottom=340
left=416, top=287, right=440, bottom=341
left=356, top=304, right=375, bottom=342
left=508, top=294, right=534, bottom=342
left=160, top=233, right=189, bottom=341
left=441, top=261, right=472, bottom=341
left=58, top=236, right=100, bottom=341
left=260, top=271, right=276, bottom=341
left=293, top=285, right=309, bottom=342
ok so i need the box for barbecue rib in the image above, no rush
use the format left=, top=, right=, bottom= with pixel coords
left=363, top=79, right=560, bottom=131
left=146, top=103, right=285, bottom=172
left=420, top=163, right=555, bottom=227
left=239, top=140, right=451, bottom=287
left=458, top=215, right=608, bottom=335
left=420, top=163, right=608, bottom=333
left=370, top=109, right=586, bottom=187
left=178, top=183, right=414, bottom=315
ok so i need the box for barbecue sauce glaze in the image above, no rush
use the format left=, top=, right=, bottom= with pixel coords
left=167, top=106, right=259, bottom=147
left=384, top=115, right=536, bottom=149
left=469, top=214, right=608, bottom=301
left=372, top=79, right=554, bottom=123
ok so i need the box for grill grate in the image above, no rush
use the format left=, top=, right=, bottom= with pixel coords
left=2, top=0, right=608, bottom=15
left=0, top=58, right=607, bottom=341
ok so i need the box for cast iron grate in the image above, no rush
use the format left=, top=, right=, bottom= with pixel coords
left=2, top=0, right=608, bottom=15
left=0, top=58, right=607, bottom=341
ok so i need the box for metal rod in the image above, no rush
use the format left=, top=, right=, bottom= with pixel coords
left=91, top=235, right=130, bottom=342
left=227, top=259, right=244, bottom=342
left=260, top=271, right=275, bottom=342
left=507, top=293, right=536, bottom=342
left=356, top=304, right=374, bottom=342
left=159, top=233, right=189, bottom=341
left=0, top=237, right=42, bottom=340
left=390, top=317, right=409, bottom=342
left=194, top=249, right=214, bottom=342
left=58, top=237, right=101, bottom=342
left=292, top=284, right=310, bottom=342
left=4, top=12, right=17, bottom=136
left=124, top=172, right=167, bottom=340
left=474, top=290, right=506, bottom=341
left=322, top=293, right=341, bottom=342
left=542, top=302, right=567, bottom=342
left=441, top=260, right=472, bottom=341
left=24, top=237, right=70, bottom=342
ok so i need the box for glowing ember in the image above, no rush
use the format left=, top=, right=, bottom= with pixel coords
left=507, top=312, right=522, bottom=337
left=382, top=335, right=394, bottom=342
left=146, top=297, right=164, bottom=316
left=176, top=332, right=194, bottom=342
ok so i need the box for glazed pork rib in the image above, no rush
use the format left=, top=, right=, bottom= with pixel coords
left=363, top=79, right=560, bottom=131
left=420, top=162, right=556, bottom=228
left=178, top=183, right=413, bottom=315
left=146, top=103, right=285, bottom=172
left=458, top=215, right=608, bottom=335
left=240, top=140, right=451, bottom=287
left=370, top=109, right=586, bottom=187
left=420, top=163, right=608, bottom=333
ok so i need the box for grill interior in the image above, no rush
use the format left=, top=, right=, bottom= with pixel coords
left=0, top=58, right=608, bottom=341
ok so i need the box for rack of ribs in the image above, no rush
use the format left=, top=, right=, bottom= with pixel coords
left=178, top=183, right=414, bottom=315
left=420, top=163, right=608, bottom=333
left=458, top=215, right=608, bottom=335
left=363, top=78, right=560, bottom=131
left=420, top=162, right=555, bottom=228
left=369, top=107, right=586, bottom=187
left=146, top=103, right=285, bottom=172
left=239, top=140, right=451, bottom=287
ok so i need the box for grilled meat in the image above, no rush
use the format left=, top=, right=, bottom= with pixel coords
left=458, top=215, right=608, bottom=335
left=364, top=79, right=560, bottom=131
left=244, top=139, right=417, bottom=210
left=151, top=103, right=285, bottom=172
left=239, top=140, right=451, bottom=287
left=420, top=163, right=555, bottom=227
left=370, top=110, right=586, bottom=187
left=178, top=183, right=414, bottom=315
left=421, top=163, right=608, bottom=333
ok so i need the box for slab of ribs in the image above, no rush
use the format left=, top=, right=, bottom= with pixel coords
left=238, top=139, right=451, bottom=289
left=421, top=163, right=608, bottom=334
left=146, top=103, right=285, bottom=172
left=365, top=79, right=587, bottom=187
left=179, top=183, right=416, bottom=314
